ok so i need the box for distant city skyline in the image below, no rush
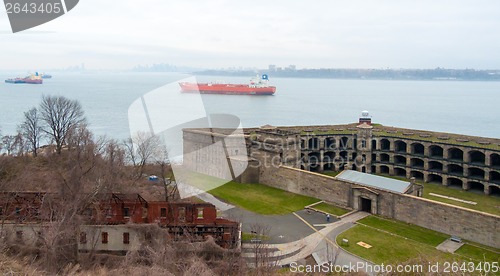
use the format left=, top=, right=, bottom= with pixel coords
left=1, top=0, right=500, bottom=70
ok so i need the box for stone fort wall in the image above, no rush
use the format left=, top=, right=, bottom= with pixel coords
left=182, top=123, right=500, bottom=248
left=260, top=166, right=499, bottom=248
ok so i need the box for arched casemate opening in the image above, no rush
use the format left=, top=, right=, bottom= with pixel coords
left=410, top=158, right=424, bottom=168
left=394, top=155, right=407, bottom=165
left=380, top=139, right=390, bottom=151
left=325, top=138, right=336, bottom=150
left=447, top=177, right=463, bottom=188
left=394, top=140, right=407, bottom=153
left=489, top=185, right=500, bottom=196
left=468, top=167, right=485, bottom=180
left=429, top=145, right=444, bottom=158
left=308, top=138, right=319, bottom=150
left=448, top=148, right=463, bottom=161
left=491, top=153, right=500, bottom=168
left=469, top=150, right=485, bottom=165
left=380, top=165, right=390, bottom=174
left=428, top=174, right=443, bottom=185
left=468, top=181, right=484, bottom=193
left=394, top=167, right=406, bottom=177
left=447, top=164, right=463, bottom=176
left=411, top=143, right=424, bottom=155
left=410, top=171, right=424, bottom=181
left=428, top=161, right=443, bottom=172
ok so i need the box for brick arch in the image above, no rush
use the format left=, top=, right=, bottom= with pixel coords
left=323, top=151, right=335, bottom=163
left=411, top=142, right=424, bottom=155
left=428, top=161, right=443, bottom=172
left=339, top=137, right=350, bottom=149
left=489, top=185, right=500, bottom=196
left=325, top=138, right=336, bottom=150
left=394, top=155, right=406, bottom=165
left=468, top=167, right=485, bottom=180
left=447, top=177, right=463, bottom=188
left=490, top=171, right=500, bottom=184
left=380, top=153, right=390, bottom=162
left=380, top=138, right=390, bottom=151
left=308, top=138, right=319, bottom=150
left=394, top=167, right=406, bottom=177
left=428, top=174, right=443, bottom=185
left=468, top=150, right=485, bottom=165
left=380, top=165, right=390, bottom=174
left=323, top=163, right=334, bottom=171
left=447, top=164, right=463, bottom=176
left=448, top=147, right=463, bottom=161
left=410, top=158, right=424, bottom=168
left=429, top=145, right=444, bottom=158
left=308, top=152, right=321, bottom=164
left=394, top=140, right=407, bottom=153
left=410, top=170, right=424, bottom=180
left=467, top=181, right=484, bottom=193
left=491, top=153, right=500, bottom=167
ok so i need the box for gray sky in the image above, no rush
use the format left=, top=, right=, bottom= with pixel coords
left=1, top=0, right=499, bottom=70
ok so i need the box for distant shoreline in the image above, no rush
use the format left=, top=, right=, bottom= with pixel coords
left=194, top=68, right=500, bottom=81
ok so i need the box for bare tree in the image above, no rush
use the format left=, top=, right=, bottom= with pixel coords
left=39, top=95, right=86, bottom=154
left=123, top=131, right=160, bottom=179
left=20, top=107, right=43, bottom=157
left=1, top=135, right=16, bottom=156
left=154, top=142, right=177, bottom=201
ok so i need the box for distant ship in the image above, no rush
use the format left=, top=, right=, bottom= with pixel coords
left=179, top=75, right=276, bottom=95
left=5, top=77, right=25, bottom=84
left=5, top=72, right=43, bottom=84
left=41, top=73, right=52, bottom=79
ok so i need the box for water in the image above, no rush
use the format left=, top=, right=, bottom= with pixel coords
left=0, top=72, right=499, bottom=140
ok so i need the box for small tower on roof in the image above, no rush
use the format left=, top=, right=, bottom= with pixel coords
left=359, top=110, right=372, bottom=125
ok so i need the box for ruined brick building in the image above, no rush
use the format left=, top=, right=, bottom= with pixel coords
left=0, top=192, right=240, bottom=255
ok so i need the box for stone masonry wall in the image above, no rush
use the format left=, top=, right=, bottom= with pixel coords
left=390, top=194, right=499, bottom=248
left=259, top=166, right=500, bottom=248
left=259, top=166, right=352, bottom=207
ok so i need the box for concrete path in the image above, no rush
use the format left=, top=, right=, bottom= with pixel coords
left=242, top=211, right=371, bottom=269
left=195, top=191, right=234, bottom=211
left=223, top=207, right=321, bottom=244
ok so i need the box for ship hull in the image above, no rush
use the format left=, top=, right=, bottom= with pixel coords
left=5, top=77, right=43, bottom=84
left=179, top=82, right=275, bottom=95
left=5, top=79, right=25, bottom=84
left=24, top=79, right=43, bottom=84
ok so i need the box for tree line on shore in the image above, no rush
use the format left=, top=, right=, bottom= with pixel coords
left=0, top=95, right=250, bottom=274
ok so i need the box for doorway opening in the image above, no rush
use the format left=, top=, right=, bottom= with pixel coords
left=360, top=197, right=372, bottom=213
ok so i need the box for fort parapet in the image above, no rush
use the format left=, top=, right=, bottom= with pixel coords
left=182, top=114, right=500, bottom=247
left=230, top=120, right=500, bottom=196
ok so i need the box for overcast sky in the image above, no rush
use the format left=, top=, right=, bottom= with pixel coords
left=1, top=0, right=499, bottom=70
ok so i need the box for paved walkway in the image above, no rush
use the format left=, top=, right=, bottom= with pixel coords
left=191, top=188, right=374, bottom=272
left=242, top=211, right=372, bottom=270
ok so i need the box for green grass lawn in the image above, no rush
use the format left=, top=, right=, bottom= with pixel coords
left=422, top=182, right=500, bottom=216
left=209, top=181, right=320, bottom=215
left=455, top=244, right=500, bottom=263
left=376, top=173, right=500, bottom=216
left=357, top=216, right=448, bottom=246
left=339, top=216, right=499, bottom=265
left=337, top=224, right=459, bottom=264
left=311, top=202, right=350, bottom=216
left=241, top=232, right=270, bottom=242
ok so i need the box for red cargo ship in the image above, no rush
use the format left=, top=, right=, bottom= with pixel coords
left=179, top=75, right=275, bottom=95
